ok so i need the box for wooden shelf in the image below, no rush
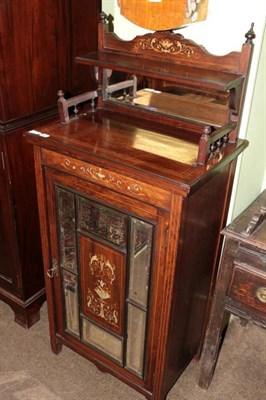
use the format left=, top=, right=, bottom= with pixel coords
left=76, top=50, right=244, bottom=92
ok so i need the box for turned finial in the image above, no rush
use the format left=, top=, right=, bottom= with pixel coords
left=100, top=11, right=107, bottom=24
left=202, top=125, right=212, bottom=139
left=245, top=23, right=256, bottom=44
left=57, top=90, right=65, bottom=99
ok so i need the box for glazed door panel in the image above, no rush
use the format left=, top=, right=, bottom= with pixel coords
left=0, top=138, right=19, bottom=293
left=45, top=168, right=167, bottom=382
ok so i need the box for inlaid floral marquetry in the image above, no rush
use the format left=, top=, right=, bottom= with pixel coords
left=61, top=158, right=145, bottom=197
left=42, top=149, right=172, bottom=210
left=80, top=236, right=126, bottom=335
left=133, top=37, right=200, bottom=58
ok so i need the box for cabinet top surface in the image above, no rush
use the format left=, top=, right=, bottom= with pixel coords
left=28, top=110, right=247, bottom=192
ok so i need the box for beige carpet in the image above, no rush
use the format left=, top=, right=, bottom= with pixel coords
left=0, top=301, right=265, bottom=400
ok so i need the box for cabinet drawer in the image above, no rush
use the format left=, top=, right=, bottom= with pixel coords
left=42, top=148, right=172, bottom=210
left=227, top=264, right=266, bottom=316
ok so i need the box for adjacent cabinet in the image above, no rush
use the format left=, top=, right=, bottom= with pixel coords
left=0, top=0, right=100, bottom=327
left=27, top=16, right=255, bottom=400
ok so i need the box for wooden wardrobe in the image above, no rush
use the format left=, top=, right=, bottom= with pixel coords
left=0, top=0, right=100, bottom=327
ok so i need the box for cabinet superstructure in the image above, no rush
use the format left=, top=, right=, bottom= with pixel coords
left=27, top=15, right=255, bottom=400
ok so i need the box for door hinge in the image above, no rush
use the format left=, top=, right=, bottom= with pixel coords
left=47, top=258, right=58, bottom=278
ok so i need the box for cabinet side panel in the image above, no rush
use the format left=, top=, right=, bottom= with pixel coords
left=162, top=162, right=234, bottom=396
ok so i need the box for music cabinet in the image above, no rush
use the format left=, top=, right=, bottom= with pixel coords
left=27, top=15, right=255, bottom=400
left=0, top=0, right=100, bottom=327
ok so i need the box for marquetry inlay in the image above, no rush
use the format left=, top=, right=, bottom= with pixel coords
left=133, top=37, right=199, bottom=58
left=42, top=149, right=172, bottom=209
left=80, top=236, right=125, bottom=335
left=61, top=158, right=144, bottom=196
left=87, top=253, right=119, bottom=327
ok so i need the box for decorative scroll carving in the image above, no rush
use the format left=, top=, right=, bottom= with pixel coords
left=61, top=158, right=144, bottom=196
left=87, top=253, right=119, bottom=327
left=133, top=37, right=200, bottom=58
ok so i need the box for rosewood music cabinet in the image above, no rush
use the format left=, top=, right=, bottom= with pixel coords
left=27, top=15, right=255, bottom=400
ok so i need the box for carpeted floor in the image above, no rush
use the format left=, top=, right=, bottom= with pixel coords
left=0, top=301, right=265, bottom=400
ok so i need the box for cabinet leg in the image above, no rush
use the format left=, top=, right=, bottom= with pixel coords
left=1, top=290, right=46, bottom=328
left=14, top=308, right=41, bottom=328
left=145, top=394, right=167, bottom=400
left=198, top=240, right=237, bottom=389
left=198, top=338, right=221, bottom=389
left=51, top=342, right=63, bottom=355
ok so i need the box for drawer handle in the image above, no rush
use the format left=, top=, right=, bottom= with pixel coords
left=255, top=287, right=266, bottom=304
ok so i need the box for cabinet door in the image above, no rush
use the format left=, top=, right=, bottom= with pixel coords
left=45, top=168, right=168, bottom=383
left=0, top=138, right=20, bottom=293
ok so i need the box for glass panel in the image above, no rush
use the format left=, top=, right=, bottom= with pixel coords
left=126, top=304, right=146, bottom=376
left=78, top=197, right=128, bottom=250
left=82, top=319, right=123, bottom=363
left=62, top=270, right=80, bottom=336
left=129, top=218, right=153, bottom=307
left=57, top=188, right=77, bottom=272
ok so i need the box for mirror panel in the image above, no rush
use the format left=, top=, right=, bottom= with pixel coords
left=126, top=304, right=147, bottom=375
left=128, top=218, right=153, bottom=308
left=62, top=270, right=80, bottom=336
left=103, top=69, right=229, bottom=127
left=82, top=319, right=123, bottom=363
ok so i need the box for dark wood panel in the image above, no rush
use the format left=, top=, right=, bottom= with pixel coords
left=5, top=128, right=44, bottom=298
left=0, top=0, right=64, bottom=120
left=69, top=0, right=101, bottom=95
left=0, top=0, right=100, bottom=327
left=0, top=0, right=100, bottom=124
left=0, top=136, right=20, bottom=293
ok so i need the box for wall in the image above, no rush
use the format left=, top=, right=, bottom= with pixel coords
left=102, top=0, right=115, bottom=19
left=231, top=23, right=266, bottom=218
left=102, top=0, right=266, bottom=219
